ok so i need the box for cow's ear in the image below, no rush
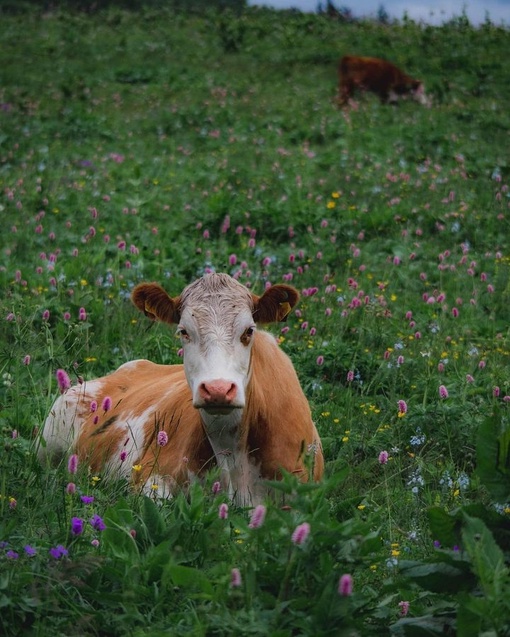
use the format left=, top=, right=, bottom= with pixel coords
left=132, top=283, right=181, bottom=324
left=252, top=284, right=300, bottom=324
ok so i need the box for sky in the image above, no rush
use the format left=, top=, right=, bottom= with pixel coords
left=247, top=0, right=510, bottom=25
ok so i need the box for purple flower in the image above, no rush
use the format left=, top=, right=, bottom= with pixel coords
left=291, top=522, right=310, bottom=546
left=6, top=550, right=19, bottom=560
left=56, top=369, right=71, bottom=393
left=23, top=355, right=31, bottom=365
left=439, top=385, right=449, bottom=399
left=101, top=396, right=112, bottom=412
left=212, top=481, right=221, bottom=495
left=397, top=400, right=408, bottom=414
left=80, top=495, right=94, bottom=504
left=90, top=514, right=106, bottom=531
left=338, top=573, right=353, bottom=596
left=68, top=454, right=79, bottom=475
left=230, top=567, right=242, bottom=588
left=49, top=545, right=68, bottom=559
left=378, top=450, right=389, bottom=465
left=157, top=430, right=168, bottom=447
left=248, top=504, right=266, bottom=529
left=24, top=545, right=37, bottom=557
left=219, top=503, right=229, bottom=520
left=71, top=517, right=84, bottom=536
left=66, top=482, right=76, bottom=495
left=78, top=307, right=87, bottom=321
left=399, top=601, right=410, bottom=616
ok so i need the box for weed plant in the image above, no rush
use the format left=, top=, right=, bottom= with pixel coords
left=0, top=5, right=509, bottom=636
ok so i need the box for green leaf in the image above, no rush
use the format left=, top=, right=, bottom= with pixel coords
left=164, top=564, right=213, bottom=597
left=427, top=507, right=462, bottom=548
left=390, top=615, right=456, bottom=636
left=141, top=495, right=166, bottom=541
left=476, top=410, right=510, bottom=501
left=398, top=560, right=473, bottom=593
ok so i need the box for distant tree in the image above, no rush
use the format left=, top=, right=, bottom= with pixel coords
left=377, top=3, right=389, bottom=24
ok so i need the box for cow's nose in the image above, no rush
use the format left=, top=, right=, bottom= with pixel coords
left=199, top=380, right=238, bottom=405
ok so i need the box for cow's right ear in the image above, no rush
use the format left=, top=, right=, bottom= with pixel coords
left=131, top=283, right=181, bottom=324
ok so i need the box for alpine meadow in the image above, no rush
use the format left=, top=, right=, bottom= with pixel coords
left=0, top=2, right=509, bottom=635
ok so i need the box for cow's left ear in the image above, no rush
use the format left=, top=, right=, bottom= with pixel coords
left=132, top=283, right=181, bottom=324
left=252, top=284, right=300, bottom=324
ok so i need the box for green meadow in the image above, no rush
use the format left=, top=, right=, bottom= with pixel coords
left=0, top=3, right=509, bottom=635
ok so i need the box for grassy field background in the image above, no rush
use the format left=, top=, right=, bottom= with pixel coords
left=0, top=4, right=509, bottom=635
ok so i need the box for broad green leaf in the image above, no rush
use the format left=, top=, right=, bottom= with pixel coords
left=476, top=410, right=510, bottom=501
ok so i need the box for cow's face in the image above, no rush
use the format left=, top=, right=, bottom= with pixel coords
left=132, top=274, right=299, bottom=414
left=412, top=81, right=429, bottom=106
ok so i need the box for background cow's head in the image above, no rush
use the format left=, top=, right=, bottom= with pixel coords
left=132, top=274, right=299, bottom=414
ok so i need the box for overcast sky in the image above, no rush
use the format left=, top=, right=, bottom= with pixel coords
left=248, top=0, right=510, bottom=25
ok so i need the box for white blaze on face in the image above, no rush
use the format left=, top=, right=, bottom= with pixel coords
left=177, top=293, right=256, bottom=413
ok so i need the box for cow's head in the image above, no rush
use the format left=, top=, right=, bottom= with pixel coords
left=132, top=274, right=299, bottom=414
left=411, top=80, right=429, bottom=106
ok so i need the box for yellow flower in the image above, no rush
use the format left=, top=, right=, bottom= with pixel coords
left=357, top=504, right=366, bottom=510
left=91, top=476, right=101, bottom=484
left=327, top=201, right=336, bottom=209
left=342, top=436, right=349, bottom=443
left=132, top=464, right=142, bottom=472
left=392, top=550, right=400, bottom=557
left=331, top=191, right=341, bottom=198
left=80, top=279, right=88, bottom=286
left=151, top=484, right=159, bottom=491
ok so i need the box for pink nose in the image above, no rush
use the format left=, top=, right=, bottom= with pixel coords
left=198, top=380, right=238, bottom=406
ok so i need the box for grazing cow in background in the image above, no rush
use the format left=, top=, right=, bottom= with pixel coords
left=338, top=55, right=427, bottom=106
left=40, top=273, right=323, bottom=507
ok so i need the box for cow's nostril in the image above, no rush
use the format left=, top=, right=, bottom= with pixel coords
left=199, top=380, right=237, bottom=405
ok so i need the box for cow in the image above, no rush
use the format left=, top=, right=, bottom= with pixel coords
left=39, top=273, right=324, bottom=507
left=338, top=55, right=427, bottom=106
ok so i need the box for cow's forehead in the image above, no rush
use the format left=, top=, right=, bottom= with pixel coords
left=179, top=274, right=254, bottom=329
left=180, top=274, right=253, bottom=312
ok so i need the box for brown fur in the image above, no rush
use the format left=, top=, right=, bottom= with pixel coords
left=338, top=55, right=424, bottom=105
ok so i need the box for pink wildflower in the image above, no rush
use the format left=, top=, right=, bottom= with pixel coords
left=230, top=568, right=242, bottom=588
left=157, top=430, right=168, bottom=446
left=399, top=601, right=410, bottom=616
left=56, top=369, right=71, bottom=393
left=378, top=450, right=389, bottom=465
left=68, top=454, right=79, bottom=475
left=248, top=504, right=266, bottom=529
left=338, top=574, right=353, bottom=596
left=439, top=385, right=449, bottom=399
left=102, top=396, right=112, bottom=412
left=219, top=503, right=229, bottom=519
left=291, top=522, right=311, bottom=546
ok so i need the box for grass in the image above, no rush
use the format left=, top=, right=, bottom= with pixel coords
left=0, top=4, right=509, bottom=636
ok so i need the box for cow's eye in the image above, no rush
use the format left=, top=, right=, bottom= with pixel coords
left=241, top=326, right=255, bottom=345
left=177, top=327, right=190, bottom=341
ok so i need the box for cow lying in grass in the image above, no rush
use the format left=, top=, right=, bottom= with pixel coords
left=338, top=55, right=427, bottom=106
left=40, top=273, right=324, bottom=507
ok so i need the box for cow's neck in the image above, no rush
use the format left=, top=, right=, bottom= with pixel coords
left=200, top=408, right=262, bottom=507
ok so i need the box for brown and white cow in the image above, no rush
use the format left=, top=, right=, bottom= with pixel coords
left=40, top=273, right=323, bottom=506
left=338, top=55, right=427, bottom=106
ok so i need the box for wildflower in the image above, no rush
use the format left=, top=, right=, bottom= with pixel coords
left=24, top=545, right=36, bottom=557
left=316, top=355, right=324, bottom=366
left=230, top=567, right=242, bottom=588
left=439, top=385, right=449, bottom=399
left=78, top=307, right=87, bottom=321
left=90, top=514, right=106, bottom=531
left=71, top=517, right=84, bottom=536
left=120, top=451, right=127, bottom=462
left=397, top=400, right=407, bottom=415
left=56, top=369, right=71, bottom=393
left=399, top=601, right=410, bottom=616
left=102, top=396, right=112, bottom=412
left=68, top=453, right=79, bottom=475
left=248, top=504, right=266, bottom=529
left=90, top=400, right=97, bottom=412
left=23, top=355, right=31, bottom=365
left=219, top=503, right=229, bottom=519
left=493, top=386, right=500, bottom=397
left=466, top=374, right=474, bottom=383
left=91, top=539, right=100, bottom=548
left=378, top=450, right=389, bottom=465
left=42, top=309, right=50, bottom=321
left=291, top=522, right=311, bottom=546
left=338, top=574, right=353, bottom=596
left=9, top=497, right=17, bottom=509
left=80, top=495, right=94, bottom=504
left=346, top=370, right=354, bottom=382
left=6, top=550, right=19, bottom=559
left=49, top=545, right=68, bottom=559
left=212, top=481, right=221, bottom=495
left=132, top=464, right=142, bottom=472
left=66, top=482, right=76, bottom=495
left=157, top=430, right=168, bottom=447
